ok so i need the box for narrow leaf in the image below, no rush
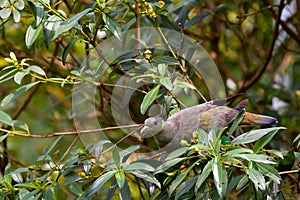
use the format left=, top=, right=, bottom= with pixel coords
left=14, top=69, right=29, bottom=85
left=232, top=127, right=285, bottom=145
left=0, top=134, right=8, bottom=143
left=84, top=171, right=116, bottom=199
left=256, top=163, right=281, bottom=184
left=140, top=85, right=160, bottom=114
left=212, top=157, right=227, bottom=198
left=115, top=170, right=125, bottom=189
left=236, top=175, right=248, bottom=192
left=123, top=162, right=155, bottom=172
left=169, top=162, right=198, bottom=196
left=112, top=146, right=120, bottom=168
left=44, top=136, right=62, bottom=155
left=62, top=38, right=78, bottom=65
left=1, top=82, right=39, bottom=107
left=155, top=158, right=186, bottom=174
left=119, top=179, right=131, bottom=200
left=160, top=77, right=173, bottom=91
left=29, top=65, right=46, bottom=76
left=253, top=129, right=279, bottom=153
left=54, top=8, right=92, bottom=39
left=130, top=171, right=161, bottom=188
left=235, top=154, right=276, bottom=164
left=169, top=170, right=189, bottom=196
left=223, top=148, right=253, bottom=158
left=175, top=177, right=198, bottom=200
left=228, top=110, right=245, bottom=137
left=175, top=81, right=196, bottom=89
left=164, top=147, right=189, bottom=161
left=195, top=160, right=212, bottom=192
left=247, top=168, right=265, bottom=191
left=25, top=22, right=43, bottom=49
left=0, top=110, right=13, bottom=126
left=102, top=12, right=121, bottom=40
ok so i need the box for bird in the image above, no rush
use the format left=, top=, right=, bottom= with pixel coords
left=140, top=99, right=278, bottom=148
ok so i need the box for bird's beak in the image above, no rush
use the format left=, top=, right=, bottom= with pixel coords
left=242, top=112, right=278, bottom=125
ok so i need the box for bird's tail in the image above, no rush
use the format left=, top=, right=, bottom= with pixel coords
left=242, top=112, right=278, bottom=125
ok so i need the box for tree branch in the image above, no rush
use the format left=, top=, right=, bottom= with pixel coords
left=238, top=0, right=285, bottom=93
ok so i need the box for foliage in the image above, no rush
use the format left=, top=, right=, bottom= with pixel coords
left=0, top=0, right=300, bottom=199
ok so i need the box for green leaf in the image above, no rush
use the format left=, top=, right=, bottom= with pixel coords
left=175, top=81, right=196, bottom=89
left=119, top=179, right=131, bottom=200
left=234, top=154, right=276, bottom=164
left=195, top=128, right=209, bottom=145
left=115, top=170, right=125, bottom=189
left=119, top=145, right=141, bottom=163
left=292, top=133, right=300, bottom=144
left=25, top=22, right=43, bottom=49
left=157, top=63, right=167, bottom=76
left=44, top=136, right=62, bottom=155
left=247, top=168, right=265, bottom=191
left=228, top=110, right=245, bottom=137
left=44, top=15, right=63, bottom=47
left=112, top=146, right=120, bottom=168
left=164, top=147, right=189, bottom=161
left=140, top=85, right=160, bottom=114
left=160, top=77, right=173, bottom=91
left=123, top=162, right=155, bottom=172
left=223, top=148, right=253, bottom=158
left=12, top=120, right=29, bottom=132
left=0, top=68, right=17, bottom=84
left=102, top=12, right=121, bottom=40
left=31, top=1, right=44, bottom=27
left=195, top=160, right=213, bottom=193
left=212, top=156, right=227, bottom=198
left=129, top=170, right=161, bottom=188
left=0, top=110, right=13, bottom=126
left=155, top=158, right=186, bottom=174
left=53, top=8, right=92, bottom=40
left=169, top=161, right=199, bottom=196
left=0, top=134, right=8, bottom=143
left=28, top=65, right=46, bottom=76
left=62, top=8, right=92, bottom=25
left=169, top=170, right=190, bottom=196
left=11, top=172, right=23, bottom=183
left=236, top=174, right=248, bottom=192
left=1, top=82, right=39, bottom=107
left=257, top=163, right=281, bottom=184
left=62, top=38, right=78, bottom=65
left=69, top=183, right=83, bottom=196
left=14, top=69, right=30, bottom=85
left=253, top=129, right=278, bottom=153
left=175, top=177, right=197, bottom=200
left=232, top=127, right=285, bottom=145
left=84, top=170, right=116, bottom=198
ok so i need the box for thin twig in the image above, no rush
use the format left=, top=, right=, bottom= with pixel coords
left=101, top=126, right=143, bottom=154
left=9, top=124, right=143, bottom=138
left=279, top=168, right=300, bottom=175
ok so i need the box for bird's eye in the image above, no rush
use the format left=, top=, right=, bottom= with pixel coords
left=153, top=119, right=158, bottom=126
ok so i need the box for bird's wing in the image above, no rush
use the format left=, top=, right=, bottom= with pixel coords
left=167, top=100, right=219, bottom=121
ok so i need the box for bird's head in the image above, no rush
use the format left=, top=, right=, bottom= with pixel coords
left=140, top=117, right=165, bottom=138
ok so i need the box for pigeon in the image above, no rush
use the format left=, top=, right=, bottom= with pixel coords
left=140, top=99, right=277, bottom=148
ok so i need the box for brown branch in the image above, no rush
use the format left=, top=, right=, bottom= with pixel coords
left=135, top=0, right=141, bottom=55
left=238, top=0, right=285, bottom=94
left=13, top=83, right=40, bottom=119
left=279, top=168, right=300, bottom=175
left=11, top=124, right=143, bottom=138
